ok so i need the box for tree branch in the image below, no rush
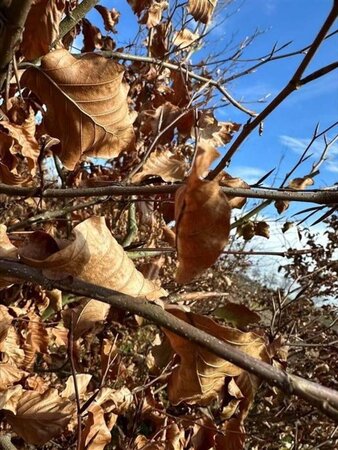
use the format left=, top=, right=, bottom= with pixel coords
left=0, top=0, right=34, bottom=90
left=100, top=51, right=258, bottom=117
left=0, top=259, right=338, bottom=422
left=53, top=0, right=99, bottom=46
left=0, top=182, right=337, bottom=204
left=207, top=1, right=338, bottom=179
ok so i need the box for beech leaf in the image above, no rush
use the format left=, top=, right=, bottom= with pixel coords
left=79, top=403, right=113, bottom=450
left=94, top=5, right=120, bottom=32
left=175, top=141, right=231, bottom=283
left=20, top=0, right=66, bottom=60
left=0, top=363, right=28, bottom=390
left=214, top=302, right=261, bottom=328
left=219, top=172, right=250, bottom=209
left=163, top=307, right=270, bottom=405
left=5, top=389, right=72, bottom=445
left=21, top=49, right=135, bottom=170
left=19, top=216, right=167, bottom=300
left=132, top=149, right=187, bottom=183
left=187, top=0, right=218, bottom=24
left=173, top=29, right=200, bottom=48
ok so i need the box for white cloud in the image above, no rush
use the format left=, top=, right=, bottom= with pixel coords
left=228, top=165, right=267, bottom=184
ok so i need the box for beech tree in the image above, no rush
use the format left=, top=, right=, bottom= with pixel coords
left=0, top=1, right=337, bottom=449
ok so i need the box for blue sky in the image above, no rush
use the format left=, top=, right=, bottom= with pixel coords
left=83, top=1, right=337, bottom=279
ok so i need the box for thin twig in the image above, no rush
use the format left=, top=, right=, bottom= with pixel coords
left=0, top=0, right=34, bottom=90
left=68, top=312, right=82, bottom=450
left=207, top=2, right=338, bottom=179
left=53, top=0, right=99, bottom=47
left=98, top=51, right=257, bottom=117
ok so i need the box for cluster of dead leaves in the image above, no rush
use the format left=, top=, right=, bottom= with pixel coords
left=0, top=215, right=279, bottom=449
left=0, top=1, right=298, bottom=448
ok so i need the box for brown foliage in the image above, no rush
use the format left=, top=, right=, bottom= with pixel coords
left=22, top=49, right=135, bottom=169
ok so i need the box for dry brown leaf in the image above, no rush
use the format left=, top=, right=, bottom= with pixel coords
left=0, top=105, right=40, bottom=173
left=22, top=313, right=49, bottom=368
left=163, top=306, right=269, bottom=405
left=0, top=326, right=25, bottom=367
left=0, top=363, right=28, bottom=390
left=282, top=221, right=294, bottom=233
left=81, top=18, right=103, bottom=52
left=0, top=305, right=13, bottom=345
left=198, top=111, right=240, bottom=147
left=255, top=221, right=270, bottom=239
left=214, top=302, right=261, bottom=328
left=0, top=385, right=23, bottom=413
left=188, top=0, right=218, bottom=24
left=19, top=217, right=167, bottom=300
left=128, top=0, right=152, bottom=16
left=61, top=374, right=92, bottom=401
left=62, top=299, right=110, bottom=340
left=219, top=172, right=250, bottom=209
left=289, top=176, right=314, bottom=190
left=95, top=386, right=133, bottom=415
left=274, top=199, right=289, bottom=214
left=173, top=29, right=199, bottom=48
left=5, top=389, right=72, bottom=445
left=140, top=1, right=168, bottom=28
left=19, top=216, right=167, bottom=300
left=237, top=221, right=254, bottom=241
left=175, top=141, right=231, bottom=283
left=215, top=418, right=246, bottom=450
left=140, top=102, right=194, bottom=143
left=79, top=403, right=113, bottom=450
left=94, top=5, right=120, bottom=32
left=20, top=0, right=65, bottom=60
left=274, top=177, right=313, bottom=214
left=150, top=22, right=168, bottom=58
left=21, top=49, right=135, bottom=170
left=132, top=149, right=187, bottom=183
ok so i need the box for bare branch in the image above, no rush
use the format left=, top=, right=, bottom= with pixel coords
left=0, top=182, right=337, bottom=204
left=0, top=0, right=34, bottom=90
left=54, top=0, right=99, bottom=46
left=99, top=51, right=258, bottom=117
left=1, top=259, right=338, bottom=422
left=207, top=2, right=338, bottom=179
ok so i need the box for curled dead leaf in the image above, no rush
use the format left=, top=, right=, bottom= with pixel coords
left=255, top=221, right=270, bottom=239
left=5, top=389, right=72, bottom=445
left=139, top=1, right=168, bottom=28
left=275, top=199, right=289, bottom=215
left=173, top=29, right=200, bottom=49
left=163, top=306, right=270, bottom=405
left=20, top=0, right=65, bottom=60
left=219, top=172, right=250, bottom=209
left=62, top=299, right=110, bottom=340
left=0, top=363, right=28, bottom=390
left=19, top=216, right=167, bottom=300
left=289, top=176, right=314, bottom=190
left=214, top=302, right=261, bottom=328
left=21, top=49, right=135, bottom=170
left=198, top=111, right=240, bottom=147
left=95, top=5, right=120, bottom=32
left=175, top=142, right=231, bottom=283
left=132, top=149, right=187, bottom=183
left=188, top=0, right=218, bottom=24
left=79, top=403, right=113, bottom=450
